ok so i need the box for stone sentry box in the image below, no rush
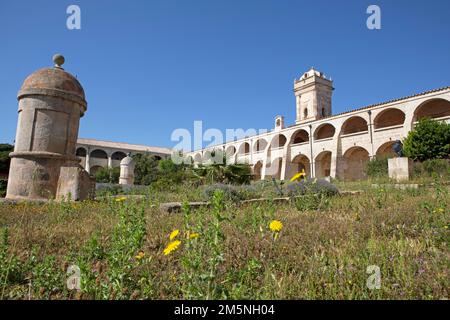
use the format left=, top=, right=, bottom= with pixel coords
left=6, top=54, right=94, bottom=201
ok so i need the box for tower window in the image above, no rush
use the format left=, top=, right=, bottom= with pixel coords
left=322, top=108, right=326, bottom=117
left=304, top=109, right=308, bottom=118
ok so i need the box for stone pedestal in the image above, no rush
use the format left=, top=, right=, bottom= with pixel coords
left=388, top=157, right=413, bottom=182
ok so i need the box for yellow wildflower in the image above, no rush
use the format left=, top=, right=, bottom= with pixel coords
left=163, top=240, right=181, bottom=256
left=269, top=220, right=283, bottom=232
left=135, top=251, right=145, bottom=260
left=169, top=229, right=180, bottom=240
left=115, top=196, right=127, bottom=202
left=188, top=232, right=200, bottom=239
left=290, top=169, right=306, bottom=182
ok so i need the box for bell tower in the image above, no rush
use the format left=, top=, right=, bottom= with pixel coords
left=294, top=68, right=334, bottom=124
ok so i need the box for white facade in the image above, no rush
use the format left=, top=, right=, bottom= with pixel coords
left=187, top=68, right=450, bottom=181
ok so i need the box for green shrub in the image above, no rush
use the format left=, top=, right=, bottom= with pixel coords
left=403, top=118, right=450, bottom=161
left=413, top=159, right=450, bottom=178
left=203, top=183, right=258, bottom=202
left=286, top=178, right=340, bottom=197
left=0, top=144, right=13, bottom=175
left=366, top=157, right=388, bottom=178
left=133, top=154, right=159, bottom=185
left=0, top=180, right=6, bottom=198
left=294, top=193, right=330, bottom=212
left=96, top=184, right=123, bottom=197
left=203, top=184, right=242, bottom=202
left=94, top=167, right=120, bottom=183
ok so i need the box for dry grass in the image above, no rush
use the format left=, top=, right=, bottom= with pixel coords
left=0, top=181, right=448, bottom=300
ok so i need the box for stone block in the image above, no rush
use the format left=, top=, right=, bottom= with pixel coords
left=388, top=157, right=413, bottom=182
left=56, top=165, right=95, bottom=201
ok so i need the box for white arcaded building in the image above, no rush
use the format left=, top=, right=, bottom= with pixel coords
left=75, top=138, right=171, bottom=174
left=186, top=68, right=450, bottom=181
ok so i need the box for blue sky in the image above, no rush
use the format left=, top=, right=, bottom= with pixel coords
left=0, top=0, right=449, bottom=150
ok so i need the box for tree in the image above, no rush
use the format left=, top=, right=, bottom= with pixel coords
left=403, top=118, right=450, bottom=161
left=0, top=144, right=14, bottom=174
left=94, top=167, right=120, bottom=184
left=133, top=153, right=159, bottom=185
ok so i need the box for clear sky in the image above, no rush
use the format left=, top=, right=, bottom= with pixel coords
left=0, top=0, right=449, bottom=150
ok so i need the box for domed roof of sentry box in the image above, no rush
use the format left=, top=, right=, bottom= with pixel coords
left=18, top=54, right=87, bottom=112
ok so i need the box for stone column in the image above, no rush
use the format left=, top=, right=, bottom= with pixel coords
left=85, top=148, right=90, bottom=174
left=308, top=125, right=315, bottom=178
left=107, top=153, right=112, bottom=168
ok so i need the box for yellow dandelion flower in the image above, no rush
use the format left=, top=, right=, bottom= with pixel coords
left=189, top=232, right=200, bottom=239
left=437, top=208, right=445, bottom=213
left=169, top=229, right=180, bottom=240
left=135, top=251, right=145, bottom=260
left=115, top=196, right=127, bottom=202
left=269, top=220, right=283, bottom=232
left=290, top=169, right=306, bottom=182
left=163, top=240, right=181, bottom=256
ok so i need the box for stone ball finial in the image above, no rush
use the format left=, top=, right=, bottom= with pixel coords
left=53, top=54, right=65, bottom=68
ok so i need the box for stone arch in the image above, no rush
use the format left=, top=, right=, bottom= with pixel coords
left=270, top=134, right=287, bottom=149
left=374, top=108, right=405, bottom=129
left=110, top=151, right=127, bottom=168
left=266, top=157, right=283, bottom=179
left=253, top=138, right=268, bottom=152
left=315, top=151, right=332, bottom=178
left=341, top=116, right=368, bottom=135
left=90, top=149, right=107, bottom=158
left=194, top=153, right=202, bottom=164
left=413, top=98, right=450, bottom=122
left=238, top=142, right=250, bottom=155
left=290, top=129, right=309, bottom=144
left=314, top=123, right=335, bottom=140
left=287, top=154, right=310, bottom=180
left=376, top=141, right=396, bottom=158
left=225, top=145, right=236, bottom=156
left=343, top=146, right=370, bottom=181
left=253, top=161, right=263, bottom=180
left=111, top=151, right=127, bottom=161
left=203, top=150, right=213, bottom=163
left=90, top=149, right=108, bottom=168
left=76, top=147, right=87, bottom=157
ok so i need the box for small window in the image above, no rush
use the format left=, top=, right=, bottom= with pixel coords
left=276, top=119, right=280, bottom=127
left=322, top=108, right=326, bottom=117
left=304, top=109, right=308, bottom=118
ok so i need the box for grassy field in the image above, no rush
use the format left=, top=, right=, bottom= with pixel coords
left=0, top=178, right=448, bottom=300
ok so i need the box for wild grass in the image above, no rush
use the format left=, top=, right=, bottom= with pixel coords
left=0, top=179, right=448, bottom=300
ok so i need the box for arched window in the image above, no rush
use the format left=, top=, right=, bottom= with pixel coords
left=341, top=116, right=368, bottom=135
left=304, top=108, right=308, bottom=118
left=290, top=129, right=309, bottom=144
left=413, top=99, right=450, bottom=122
left=374, top=108, right=405, bottom=129
left=314, top=124, right=336, bottom=140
